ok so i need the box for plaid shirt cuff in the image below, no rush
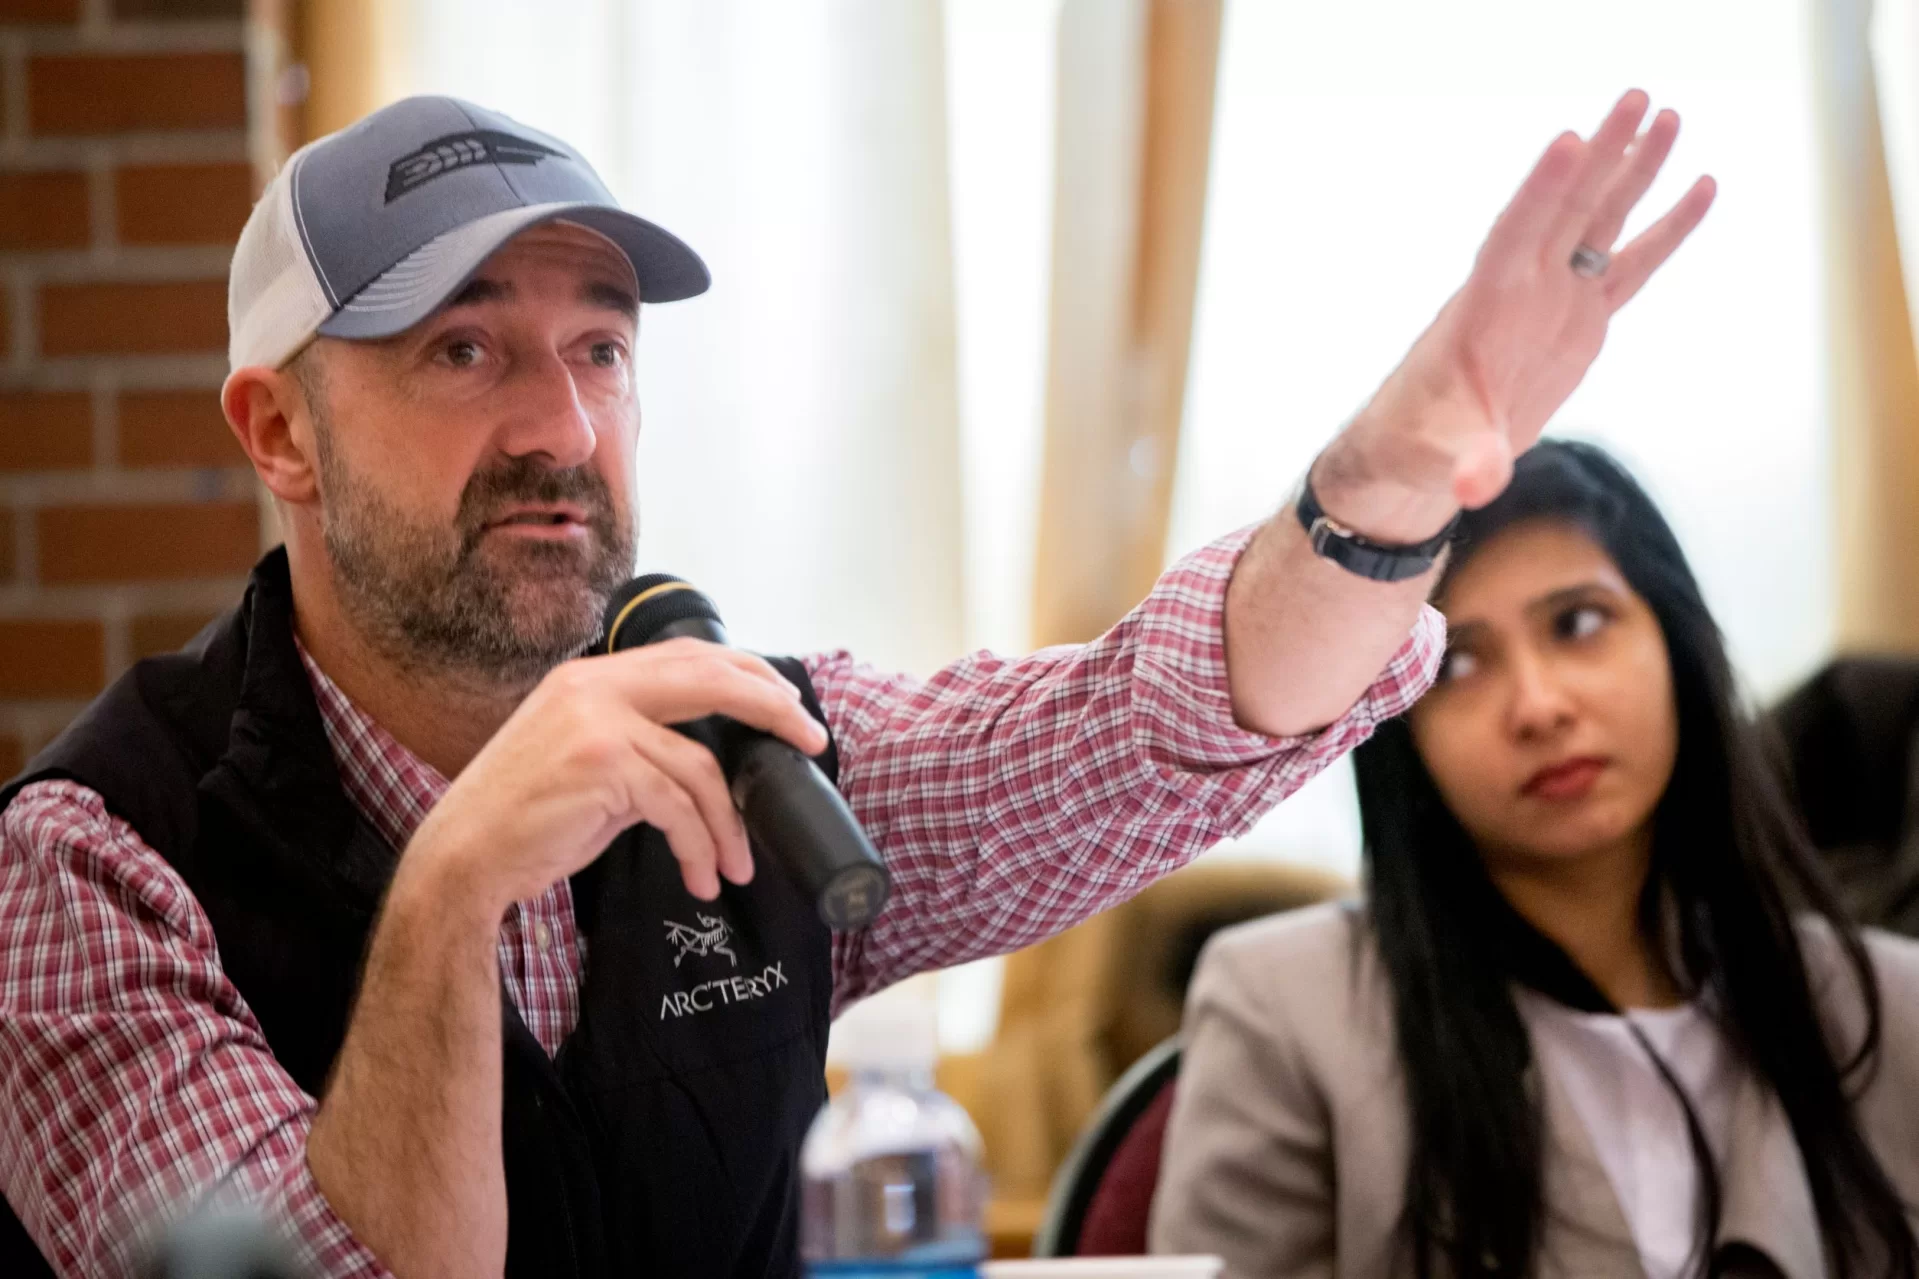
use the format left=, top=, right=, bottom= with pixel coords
left=262, top=1153, right=391, bottom=1279
left=1129, top=522, right=1445, bottom=835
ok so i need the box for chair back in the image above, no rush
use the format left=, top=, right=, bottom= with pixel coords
left=1032, top=1037, right=1182, bottom=1257
left=977, top=862, right=1346, bottom=1198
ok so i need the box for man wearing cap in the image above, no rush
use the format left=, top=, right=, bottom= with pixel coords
left=0, top=92, right=1708, bottom=1279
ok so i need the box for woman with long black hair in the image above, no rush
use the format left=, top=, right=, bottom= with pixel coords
left=1151, top=440, right=1919, bottom=1278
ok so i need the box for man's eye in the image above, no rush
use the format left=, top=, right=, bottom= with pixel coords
left=589, top=342, right=625, bottom=368
left=442, top=340, right=482, bottom=368
left=1558, top=604, right=1608, bottom=641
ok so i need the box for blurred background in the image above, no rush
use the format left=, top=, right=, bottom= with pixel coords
left=2, top=0, right=1917, bottom=1254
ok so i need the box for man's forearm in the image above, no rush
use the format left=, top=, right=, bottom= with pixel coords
left=306, top=855, right=507, bottom=1279
left=1224, top=429, right=1456, bottom=738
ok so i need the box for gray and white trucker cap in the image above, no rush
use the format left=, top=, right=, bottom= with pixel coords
left=227, top=95, right=708, bottom=371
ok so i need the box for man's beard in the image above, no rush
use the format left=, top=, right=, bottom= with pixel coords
left=312, top=411, right=634, bottom=687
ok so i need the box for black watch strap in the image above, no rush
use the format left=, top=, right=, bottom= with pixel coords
left=1295, top=474, right=1458, bottom=583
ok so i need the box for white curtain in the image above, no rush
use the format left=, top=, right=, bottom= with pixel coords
left=1179, top=0, right=1832, bottom=876
left=944, top=0, right=1060, bottom=658
left=388, top=0, right=1062, bottom=1050
left=371, top=0, right=1837, bottom=1036
left=395, top=0, right=967, bottom=676
left=1875, top=0, right=1919, bottom=344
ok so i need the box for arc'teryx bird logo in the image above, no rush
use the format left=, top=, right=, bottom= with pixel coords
left=664, top=913, right=738, bottom=968
left=384, top=130, right=564, bottom=203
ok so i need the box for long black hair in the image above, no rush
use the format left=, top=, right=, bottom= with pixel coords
left=1353, top=439, right=1916, bottom=1278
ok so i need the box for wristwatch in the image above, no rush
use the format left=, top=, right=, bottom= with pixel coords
left=1295, top=473, right=1458, bottom=582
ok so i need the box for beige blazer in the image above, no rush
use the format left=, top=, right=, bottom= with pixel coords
left=1149, top=903, right=1919, bottom=1278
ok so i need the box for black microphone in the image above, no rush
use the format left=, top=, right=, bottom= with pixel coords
left=597, top=575, right=892, bottom=930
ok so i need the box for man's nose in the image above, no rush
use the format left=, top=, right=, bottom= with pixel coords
left=494, top=351, right=597, bottom=469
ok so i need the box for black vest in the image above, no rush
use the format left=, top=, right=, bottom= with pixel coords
left=0, top=549, right=838, bottom=1279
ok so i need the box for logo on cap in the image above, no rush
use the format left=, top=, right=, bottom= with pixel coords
left=385, top=129, right=565, bottom=203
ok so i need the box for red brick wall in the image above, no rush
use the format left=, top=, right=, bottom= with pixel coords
left=0, top=0, right=259, bottom=776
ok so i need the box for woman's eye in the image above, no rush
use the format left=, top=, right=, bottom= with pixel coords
left=1437, top=648, right=1479, bottom=682
left=1558, top=604, right=1607, bottom=641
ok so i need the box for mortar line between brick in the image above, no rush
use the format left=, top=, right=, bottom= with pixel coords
left=14, top=505, right=36, bottom=588
left=78, top=0, right=111, bottom=42
left=1, top=37, right=27, bottom=151
left=27, top=22, right=246, bottom=56
left=101, top=604, right=130, bottom=682
left=86, top=142, right=114, bottom=252
left=7, top=132, right=249, bottom=168
left=8, top=262, right=36, bottom=372
left=90, top=363, right=115, bottom=469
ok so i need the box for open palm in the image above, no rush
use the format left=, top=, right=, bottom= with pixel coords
left=1353, top=91, right=1716, bottom=514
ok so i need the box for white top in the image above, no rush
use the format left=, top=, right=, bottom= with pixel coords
left=982, top=1260, right=1222, bottom=1278
left=1520, top=995, right=1746, bottom=1279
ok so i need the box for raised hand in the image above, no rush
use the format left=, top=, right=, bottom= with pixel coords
left=1316, top=90, right=1716, bottom=539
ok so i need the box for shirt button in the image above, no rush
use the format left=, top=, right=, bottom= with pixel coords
left=534, top=921, right=553, bottom=952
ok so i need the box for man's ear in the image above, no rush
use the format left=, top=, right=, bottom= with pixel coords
left=222, top=360, right=319, bottom=504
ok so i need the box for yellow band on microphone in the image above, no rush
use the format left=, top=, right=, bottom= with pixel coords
left=606, top=579, right=695, bottom=651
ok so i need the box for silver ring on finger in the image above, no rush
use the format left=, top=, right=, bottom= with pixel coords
left=1570, top=243, right=1611, bottom=279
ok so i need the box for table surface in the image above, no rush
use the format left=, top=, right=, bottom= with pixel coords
left=986, top=1195, right=1049, bottom=1259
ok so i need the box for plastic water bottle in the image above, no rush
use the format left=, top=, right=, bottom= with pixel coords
left=801, top=998, right=987, bottom=1278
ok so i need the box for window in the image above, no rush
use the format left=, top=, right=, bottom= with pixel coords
left=1178, top=0, right=1829, bottom=874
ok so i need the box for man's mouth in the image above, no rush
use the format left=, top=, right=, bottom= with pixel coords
left=487, top=504, right=590, bottom=530
left=478, top=505, right=597, bottom=549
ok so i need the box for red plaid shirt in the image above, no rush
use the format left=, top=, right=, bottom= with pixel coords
left=0, top=526, right=1441, bottom=1277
